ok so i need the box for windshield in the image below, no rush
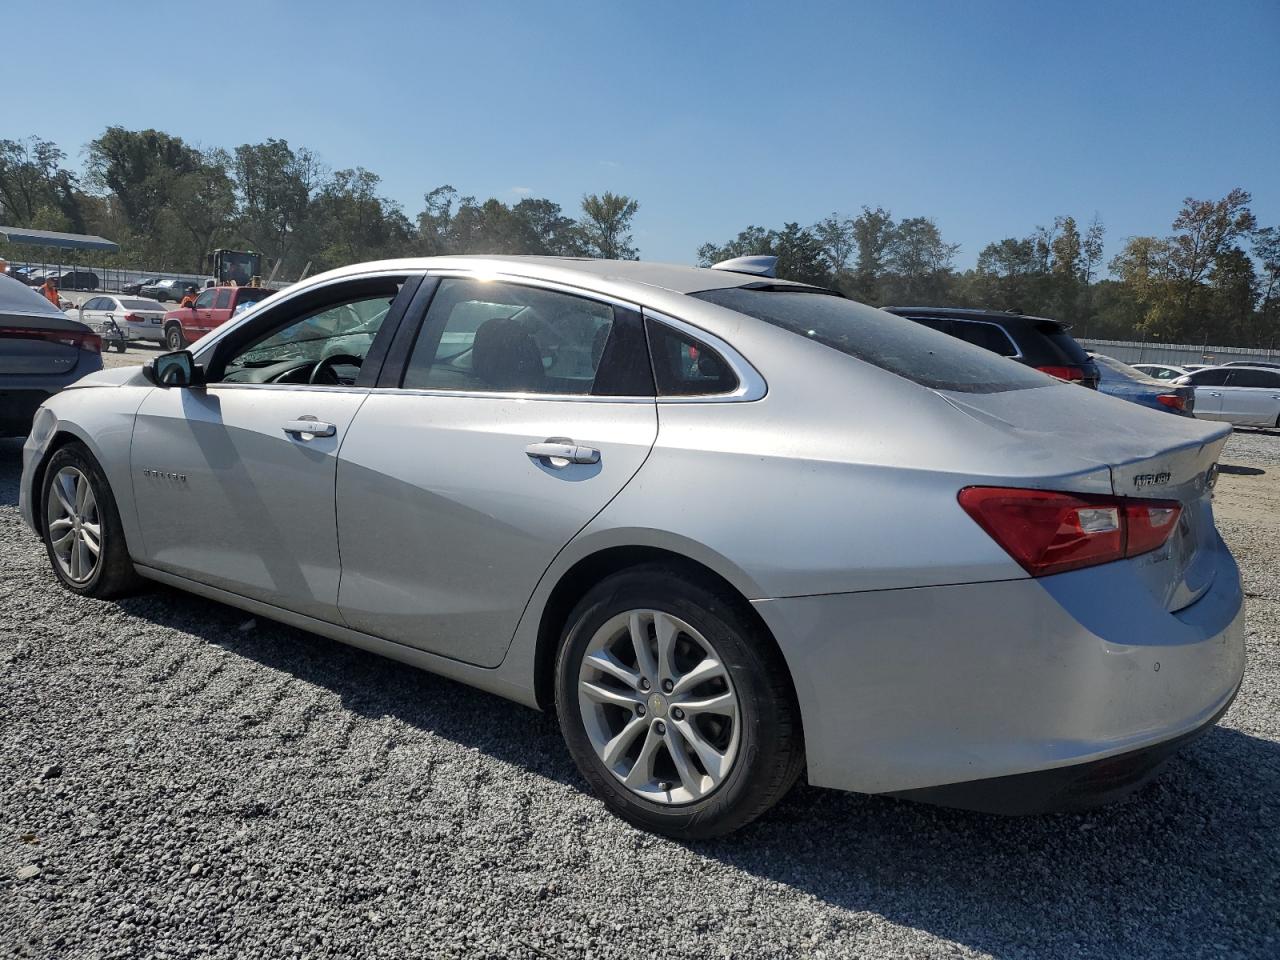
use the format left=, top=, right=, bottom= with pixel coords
left=120, top=299, right=160, bottom=310
left=691, top=287, right=1052, bottom=393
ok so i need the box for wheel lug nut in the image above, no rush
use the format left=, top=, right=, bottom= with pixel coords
left=636, top=704, right=646, bottom=717
left=671, top=707, right=684, bottom=720
left=655, top=721, right=666, bottom=735
left=661, top=680, right=673, bottom=693
left=639, top=678, right=650, bottom=691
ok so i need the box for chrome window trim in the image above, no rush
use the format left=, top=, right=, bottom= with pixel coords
left=367, top=387, right=654, bottom=404
left=204, top=382, right=372, bottom=395
left=642, top=308, right=768, bottom=403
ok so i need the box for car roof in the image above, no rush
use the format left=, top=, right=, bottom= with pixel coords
left=881, top=305, right=1064, bottom=327
left=300, top=255, right=824, bottom=298
left=0, top=272, right=72, bottom=320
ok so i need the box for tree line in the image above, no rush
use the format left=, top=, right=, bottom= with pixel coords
left=0, top=129, right=640, bottom=279
left=700, top=194, right=1277, bottom=348
left=2, top=129, right=1276, bottom=348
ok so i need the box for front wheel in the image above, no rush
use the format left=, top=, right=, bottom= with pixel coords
left=164, top=324, right=186, bottom=351
left=41, top=444, right=143, bottom=598
left=555, top=564, right=804, bottom=838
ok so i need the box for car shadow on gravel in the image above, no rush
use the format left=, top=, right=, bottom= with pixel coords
left=113, top=580, right=1280, bottom=958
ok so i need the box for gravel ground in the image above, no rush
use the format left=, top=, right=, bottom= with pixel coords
left=1, top=432, right=1278, bottom=960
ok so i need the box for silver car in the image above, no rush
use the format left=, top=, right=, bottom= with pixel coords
left=19, top=257, right=1245, bottom=837
left=1176, top=364, right=1280, bottom=428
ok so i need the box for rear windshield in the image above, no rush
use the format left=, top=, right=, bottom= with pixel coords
left=120, top=299, right=159, bottom=310
left=690, top=288, right=1051, bottom=393
left=238, top=287, right=273, bottom=303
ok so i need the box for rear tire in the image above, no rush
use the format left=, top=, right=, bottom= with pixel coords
left=555, top=563, right=804, bottom=839
left=41, top=443, right=144, bottom=599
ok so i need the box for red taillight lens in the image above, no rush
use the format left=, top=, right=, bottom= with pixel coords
left=958, top=487, right=1182, bottom=577
left=1156, top=394, right=1185, bottom=411
left=1035, top=365, right=1085, bottom=382
left=0, top=326, right=100, bottom=353
left=1124, top=500, right=1182, bottom=556
left=124, top=312, right=141, bottom=324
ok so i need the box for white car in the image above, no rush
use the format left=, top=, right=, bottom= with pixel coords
left=77, top=295, right=168, bottom=345
left=1131, top=363, right=1188, bottom=382
left=1176, top=365, right=1280, bottom=427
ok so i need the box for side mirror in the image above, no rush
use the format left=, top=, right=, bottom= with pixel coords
left=144, top=350, right=204, bottom=388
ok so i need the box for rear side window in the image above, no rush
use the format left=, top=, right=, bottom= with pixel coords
left=1226, top=369, right=1280, bottom=388
left=691, top=288, right=1049, bottom=393
left=951, top=320, right=1017, bottom=357
left=1024, top=322, right=1091, bottom=366
left=645, top=318, right=739, bottom=396
left=1186, top=369, right=1230, bottom=386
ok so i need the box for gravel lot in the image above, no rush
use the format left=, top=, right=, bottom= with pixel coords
left=1, top=429, right=1278, bottom=959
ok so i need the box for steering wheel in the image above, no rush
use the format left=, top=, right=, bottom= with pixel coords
left=309, top=353, right=363, bottom=385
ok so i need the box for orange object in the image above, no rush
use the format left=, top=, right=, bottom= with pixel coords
left=41, top=281, right=60, bottom=306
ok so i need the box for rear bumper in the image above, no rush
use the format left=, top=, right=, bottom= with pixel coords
left=889, top=680, right=1239, bottom=814
left=753, top=531, right=1246, bottom=802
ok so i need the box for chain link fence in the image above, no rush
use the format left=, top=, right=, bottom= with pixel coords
left=1079, top=338, right=1279, bottom=367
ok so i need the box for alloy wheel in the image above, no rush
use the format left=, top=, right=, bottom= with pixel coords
left=46, top=466, right=102, bottom=583
left=577, top=609, right=741, bottom=804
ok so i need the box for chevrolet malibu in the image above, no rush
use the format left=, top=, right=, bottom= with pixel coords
left=19, top=256, right=1245, bottom=837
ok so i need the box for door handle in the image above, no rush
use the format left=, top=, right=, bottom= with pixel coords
left=1208, top=392, right=1222, bottom=397
left=283, top=418, right=337, bottom=439
left=525, top=438, right=600, bottom=465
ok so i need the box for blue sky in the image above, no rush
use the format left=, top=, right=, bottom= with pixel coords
left=4, top=0, right=1276, bottom=268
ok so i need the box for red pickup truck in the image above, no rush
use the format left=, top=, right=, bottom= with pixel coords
left=162, top=285, right=275, bottom=350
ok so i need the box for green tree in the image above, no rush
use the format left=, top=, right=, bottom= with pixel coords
left=87, top=127, right=202, bottom=251
left=165, top=149, right=237, bottom=271
left=232, top=139, right=325, bottom=271
left=1166, top=189, right=1256, bottom=333
left=812, top=212, right=855, bottom=279
left=849, top=206, right=894, bottom=302
left=883, top=216, right=958, bottom=303
left=0, top=136, right=83, bottom=229
left=579, top=192, right=639, bottom=259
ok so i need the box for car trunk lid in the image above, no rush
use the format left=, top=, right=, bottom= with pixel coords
left=941, top=384, right=1230, bottom=612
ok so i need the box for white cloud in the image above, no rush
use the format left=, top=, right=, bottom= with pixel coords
left=510, top=185, right=533, bottom=195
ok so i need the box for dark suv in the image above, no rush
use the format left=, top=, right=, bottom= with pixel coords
left=882, top=306, right=1099, bottom=388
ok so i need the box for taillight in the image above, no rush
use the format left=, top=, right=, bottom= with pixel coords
left=1156, top=394, right=1186, bottom=411
left=958, top=487, right=1182, bottom=577
left=124, top=312, right=141, bottom=324
left=1035, top=365, right=1085, bottom=382
left=0, top=326, right=101, bottom=353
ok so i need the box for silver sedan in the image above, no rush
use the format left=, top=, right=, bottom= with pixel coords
left=19, top=257, right=1245, bottom=837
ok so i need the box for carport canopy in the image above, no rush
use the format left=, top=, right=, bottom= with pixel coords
left=0, top=226, right=119, bottom=253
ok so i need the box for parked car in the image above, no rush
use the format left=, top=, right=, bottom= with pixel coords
left=10, top=265, right=42, bottom=285
left=1131, top=363, right=1189, bottom=381
left=881, top=306, right=1100, bottom=387
left=1092, top=354, right=1195, bottom=416
left=50, top=269, right=100, bottom=291
left=19, top=257, right=1243, bottom=837
left=0, top=273, right=102, bottom=437
left=162, top=284, right=276, bottom=349
left=121, top=277, right=161, bottom=296
left=76, top=295, right=168, bottom=348
left=1175, top=365, right=1280, bottom=427
left=139, top=279, right=190, bottom=303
